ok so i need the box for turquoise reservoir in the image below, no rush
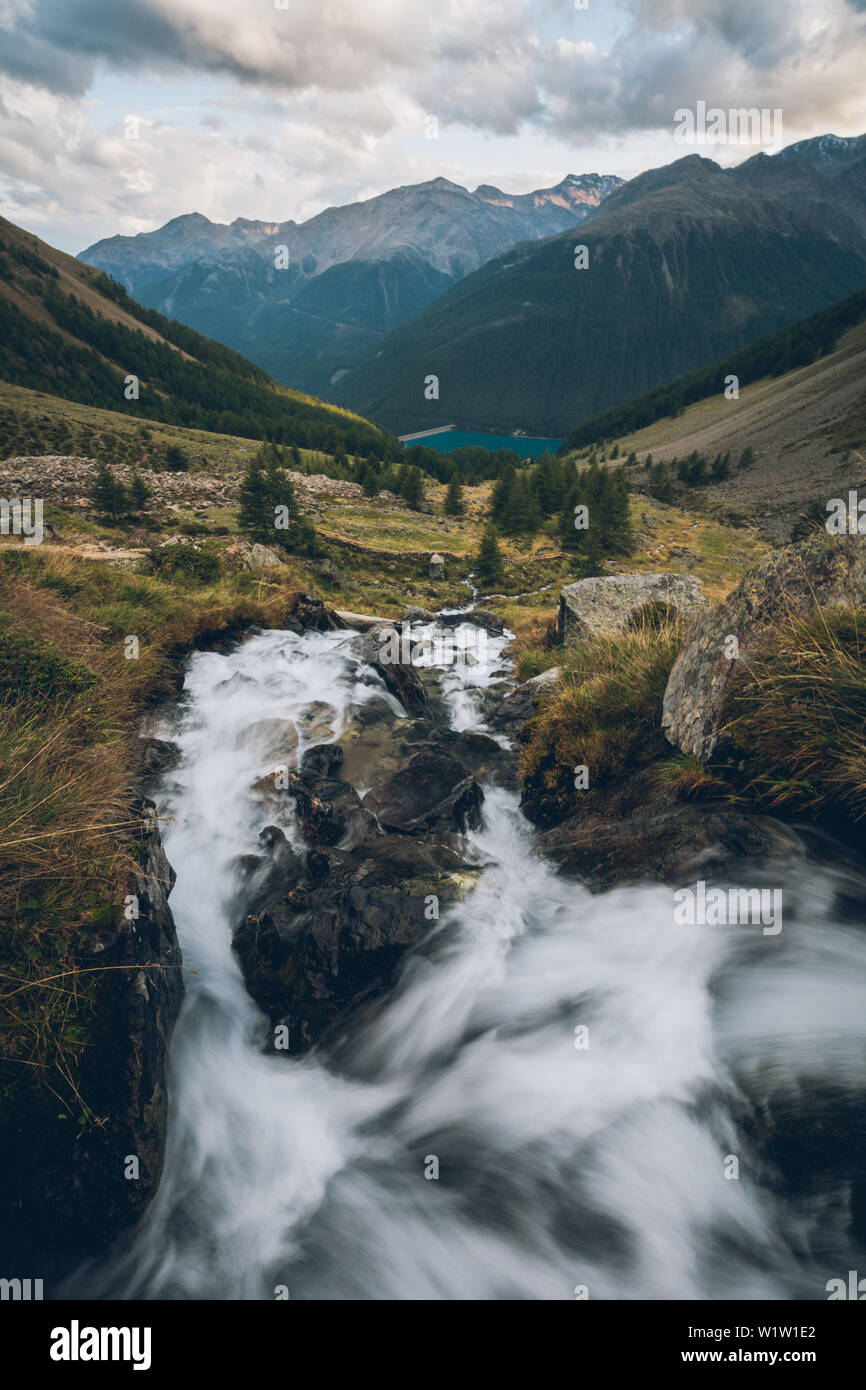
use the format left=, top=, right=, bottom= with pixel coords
left=401, top=429, right=564, bottom=458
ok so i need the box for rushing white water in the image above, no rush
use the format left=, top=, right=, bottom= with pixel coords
left=81, top=623, right=866, bottom=1300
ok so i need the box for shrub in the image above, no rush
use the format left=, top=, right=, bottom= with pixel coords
left=151, top=545, right=221, bottom=585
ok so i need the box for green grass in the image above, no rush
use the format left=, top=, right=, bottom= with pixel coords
left=723, top=606, right=866, bottom=822
left=519, top=616, right=685, bottom=825
left=0, top=625, right=98, bottom=705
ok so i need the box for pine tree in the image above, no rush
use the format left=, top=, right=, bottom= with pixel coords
left=532, top=452, right=561, bottom=516
left=475, top=523, right=504, bottom=586
left=238, top=446, right=315, bottom=553
left=400, top=466, right=424, bottom=510
left=163, top=443, right=189, bottom=472
left=507, top=472, right=541, bottom=536
left=128, top=472, right=152, bottom=513
left=237, top=454, right=269, bottom=541
left=490, top=463, right=516, bottom=523
left=91, top=462, right=128, bottom=518
left=443, top=470, right=464, bottom=516
left=569, top=529, right=605, bottom=579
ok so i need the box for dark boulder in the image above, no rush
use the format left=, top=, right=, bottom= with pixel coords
left=288, top=591, right=346, bottom=632
left=536, top=769, right=799, bottom=891
left=362, top=750, right=483, bottom=834
left=487, top=667, right=560, bottom=742
left=285, top=770, right=375, bottom=847
left=231, top=825, right=306, bottom=917
left=140, top=737, right=181, bottom=779
left=299, top=743, right=344, bottom=778
left=359, top=623, right=428, bottom=716
left=232, top=834, right=481, bottom=1051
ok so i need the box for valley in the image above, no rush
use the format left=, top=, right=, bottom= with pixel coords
left=1, top=25, right=866, bottom=1321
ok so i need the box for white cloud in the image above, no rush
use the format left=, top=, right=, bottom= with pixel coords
left=0, top=0, right=863, bottom=252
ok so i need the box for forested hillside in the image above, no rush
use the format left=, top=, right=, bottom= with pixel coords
left=0, top=216, right=396, bottom=458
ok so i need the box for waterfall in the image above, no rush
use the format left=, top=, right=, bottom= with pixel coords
left=77, top=623, right=866, bottom=1300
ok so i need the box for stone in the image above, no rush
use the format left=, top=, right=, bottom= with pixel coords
left=335, top=609, right=389, bottom=631
left=534, top=768, right=800, bottom=891
left=246, top=542, right=282, bottom=569
left=139, top=737, right=181, bottom=779
left=288, top=592, right=346, bottom=631
left=487, top=667, right=560, bottom=741
left=362, top=750, right=483, bottom=835
left=232, top=834, right=481, bottom=1051
left=299, top=743, right=344, bottom=779
left=429, top=552, right=445, bottom=579
left=234, top=717, right=299, bottom=763
left=284, top=771, right=372, bottom=847
left=662, top=533, right=866, bottom=760
left=466, top=607, right=506, bottom=635
left=296, top=701, right=337, bottom=741
left=401, top=605, right=437, bottom=623
left=359, top=623, right=428, bottom=717
left=558, top=572, right=706, bottom=646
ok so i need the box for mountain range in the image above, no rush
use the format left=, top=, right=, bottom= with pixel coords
left=332, top=134, right=866, bottom=436
left=79, top=174, right=622, bottom=400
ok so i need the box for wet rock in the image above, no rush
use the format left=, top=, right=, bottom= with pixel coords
left=232, top=834, right=481, bottom=1051
left=286, top=771, right=375, bottom=847
left=140, top=737, right=181, bottom=778
left=663, top=533, right=866, bottom=760
left=559, top=572, right=706, bottom=647
left=359, top=623, right=428, bottom=717
left=299, top=743, right=344, bottom=778
left=235, top=717, right=299, bottom=763
left=215, top=670, right=259, bottom=695
left=465, top=608, right=506, bottom=635
left=362, top=750, right=483, bottom=835
left=537, top=770, right=800, bottom=891
left=296, top=701, right=337, bottom=741
left=487, top=667, right=560, bottom=741
left=232, top=825, right=306, bottom=917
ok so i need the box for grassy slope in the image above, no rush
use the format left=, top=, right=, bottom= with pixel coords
left=0, top=215, right=389, bottom=452
left=580, top=319, right=866, bottom=542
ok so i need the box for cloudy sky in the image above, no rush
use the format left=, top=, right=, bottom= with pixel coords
left=1, top=0, right=865, bottom=254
